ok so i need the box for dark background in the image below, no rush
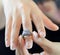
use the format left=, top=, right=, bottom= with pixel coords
left=0, top=0, right=60, bottom=55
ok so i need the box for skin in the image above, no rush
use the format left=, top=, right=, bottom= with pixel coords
left=2, top=0, right=59, bottom=50
left=15, top=31, right=60, bottom=55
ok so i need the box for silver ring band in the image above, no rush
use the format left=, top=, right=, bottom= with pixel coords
left=22, top=30, right=32, bottom=37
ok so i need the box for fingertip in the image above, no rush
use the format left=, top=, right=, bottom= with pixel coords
left=33, top=31, right=37, bottom=34
left=10, top=43, right=16, bottom=51
left=5, top=33, right=10, bottom=47
left=38, top=31, right=46, bottom=38
left=50, top=24, right=59, bottom=31
left=10, top=37, right=16, bottom=50
left=33, top=31, right=38, bottom=39
left=32, top=31, right=42, bottom=44
left=45, top=19, right=59, bottom=31
left=5, top=40, right=10, bottom=47
left=53, top=25, right=59, bottom=31
left=25, top=38, right=33, bottom=49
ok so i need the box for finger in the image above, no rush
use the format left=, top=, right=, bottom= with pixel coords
left=43, top=16, right=59, bottom=31
left=31, top=1, right=46, bottom=37
left=39, top=1, right=59, bottom=31
left=21, top=5, right=33, bottom=49
left=15, top=35, right=24, bottom=55
left=2, top=0, right=12, bottom=47
left=24, top=35, right=33, bottom=49
left=10, top=8, right=22, bottom=50
left=36, top=1, right=59, bottom=31
left=5, top=15, right=12, bottom=47
left=15, top=35, right=30, bottom=55
left=21, top=5, right=32, bottom=32
left=33, top=31, right=53, bottom=53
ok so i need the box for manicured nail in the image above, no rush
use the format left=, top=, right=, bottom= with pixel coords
left=25, top=36, right=33, bottom=49
left=33, top=31, right=42, bottom=43
left=10, top=40, right=16, bottom=50
left=5, top=41, right=9, bottom=47
left=10, top=44, right=16, bottom=50
left=5, top=36, right=10, bottom=47
left=33, top=31, right=38, bottom=39
left=39, top=31, right=46, bottom=38
left=55, top=25, right=59, bottom=30
left=25, top=39, right=33, bottom=49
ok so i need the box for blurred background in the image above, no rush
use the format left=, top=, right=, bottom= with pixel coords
left=0, top=0, right=60, bottom=55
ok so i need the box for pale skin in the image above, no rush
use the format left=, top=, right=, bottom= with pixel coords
left=0, top=0, right=60, bottom=55
left=2, top=0, right=59, bottom=50
left=15, top=31, right=60, bottom=55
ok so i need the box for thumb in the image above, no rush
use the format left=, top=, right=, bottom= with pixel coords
left=33, top=31, right=53, bottom=54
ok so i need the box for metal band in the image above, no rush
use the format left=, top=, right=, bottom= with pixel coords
left=22, top=30, right=32, bottom=37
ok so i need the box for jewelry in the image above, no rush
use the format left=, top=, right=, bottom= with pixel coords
left=22, top=30, right=32, bottom=37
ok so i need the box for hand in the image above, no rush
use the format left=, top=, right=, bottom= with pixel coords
left=2, top=0, right=59, bottom=50
left=33, top=31, right=60, bottom=55
left=15, top=31, right=60, bottom=55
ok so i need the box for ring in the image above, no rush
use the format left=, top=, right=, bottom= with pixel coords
left=22, top=30, right=32, bottom=37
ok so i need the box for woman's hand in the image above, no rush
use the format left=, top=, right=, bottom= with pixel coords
left=16, top=31, right=60, bottom=55
left=2, top=0, right=59, bottom=50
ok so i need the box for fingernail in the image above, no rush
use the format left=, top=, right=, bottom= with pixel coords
left=33, top=31, right=42, bottom=43
left=5, top=37, right=10, bottom=47
left=39, top=31, right=46, bottom=38
left=25, top=39, right=33, bottom=49
left=25, top=36, right=33, bottom=49
left=5, top=41, right=9, bottom=47
left=33, top=31, right=38, bottom=39
left=10, top=44, right=16, bottom=50
left=55, top=25, right=59, bottom=30
left=10, top=41, right=16, bottom=50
